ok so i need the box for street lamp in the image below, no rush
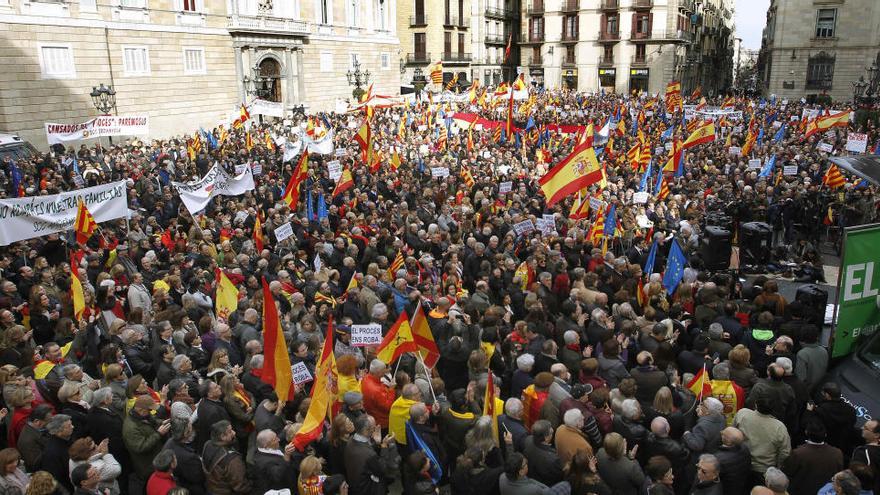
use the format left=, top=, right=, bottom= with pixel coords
left=852, top=52, right=880, bottom=106
left=346, top=60, right=371, bottom=101
left=90, top=83, right=116, bottom=115
left=411, top=67, right=427, bottom=101
left=853, top=76, right=868, bottom=106
left=243, top=64, right=274, bottom=100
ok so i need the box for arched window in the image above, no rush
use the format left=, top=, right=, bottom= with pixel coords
left=806, top=51, right=834, bottom=90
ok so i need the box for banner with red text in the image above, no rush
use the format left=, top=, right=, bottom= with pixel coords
left=45, top=115, right=150, bottom=144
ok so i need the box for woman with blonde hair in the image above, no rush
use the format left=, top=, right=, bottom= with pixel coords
left=596, top=432, right=645, bottom=495
left=326, top=413, right=354, bottom=476
left=297, top=455, right=325, bottom=495
left=220, top=374, right=253, bottom=451
left=0, top=328, right=33, bottom=370
left=206, top=348, right=239, bottom=383
left=24, top=471, right=61, bottom=495
left=646, top=386, right=685, bottom=439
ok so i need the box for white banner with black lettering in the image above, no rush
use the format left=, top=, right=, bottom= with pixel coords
left=45, top=116, right=149, bottom=144
left=172, top=163, right=255, bottom=215
left=0, top=181, right=128, bottom=245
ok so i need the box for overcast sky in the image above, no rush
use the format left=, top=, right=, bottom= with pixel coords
left=735, top=0, right=771, bottom=49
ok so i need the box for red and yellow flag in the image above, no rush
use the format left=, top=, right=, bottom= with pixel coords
left=483, top=371, right=504, bottom=445
left=332, top=167, right=354, bottom=198
left=245, top=131, right=254, bottom=152
left=822, top=164, right=846, bottom=189
left=261, top=277, right=293, bottom=401
left=817, top=110, right=851, bottom=131
left=411, top=303, right=440, bottom=368
left=682, top=121, right=716, bottom=149
left=539, top=142, right=603, bottom=207
left=253, top=212, right=264, bottom=252
left=283, top=152, right=308, bottom=210
left=74, top=199, right=97, bottom=245
left=355, top=119, right=373, bottom=164
left=216, top=269, right=240, bottom=320
left=293, top=316, right=338, bottom=451
left=376, top=311, right=417, bottom=365
left=70, top=252, right=85, bottom=321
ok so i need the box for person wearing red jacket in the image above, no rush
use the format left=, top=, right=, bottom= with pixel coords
left=361, top=359, right=396, bottom=430
left=146, top=450, right=177, bottom=495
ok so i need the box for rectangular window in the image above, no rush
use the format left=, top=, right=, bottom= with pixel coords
left=458, top=33, right=464, bottom=54
left=607, top=14, right=617, bottom=34
left=815, top=8, right=835, bottom=38
left=414, top=32, right=426, bottom=56
left=182, top=0, right=197, bottom=11
left=635, top=43, right=646, bottom=61
left=530, top=16, right=543, bottom=40
left=348, top=0, right=357, bottom=26
left=603, top=45, right=613, bottom=61
left=320, top=51, right=333, bottom=72
left=183, top=47, right=205, bottom=74
left=122, top=46, right=150, bottom=75
left=444, top=31, right=451, bottom=55
left=444, top=0, right=450, bottom=24
left=806, top=54, right=835, bottom=89
left=319, top=0, right=329, bottom=24
left=349, top=53, right=358, bottom=70
left=638, top=14, right=649, bottom=34
left=565, top=45, right=575, bottom=64
left=564, top=15, right=577, bottom=39
left=380, top=52, right=390, bottom=69
left=39, top=45, right=75, bottom=79
left=119, top=0, right=145, bottom=7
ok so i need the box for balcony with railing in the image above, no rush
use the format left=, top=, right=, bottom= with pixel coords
left=562, top=56, right=576, bottom=67
left=442, top=52, right=472, bottom=63
left=485, top=33, right=506, bottom=44
left=561, top=30, right=579, bottom=43
left=598, top=55, right=614, bottom=66
left=527, top=2, right=543, bottom=15
left=409, top=14, right=427, bottom=27
left=405, top=52, right=431, bottom=64
left=600, top=0, right=618, bottom=10
left=632, top=30, right=652, bottom=40
left=633, top=0, right=652, bottom=9
left=631, top=54, right=647, bottom=66
left=598, top=30, right=620, bottom=42
left=227, top=14, right=309, bottom=35
left=561, top=0, right=578, bottom=13
left=521, top=31, right=544, bottom=43
left=674, top=29, right=693, bottom=43
left=679, top=0, right=694, bottom=13
left=528, top=56, right=543, bottom=66
left=485, top=6, right=509, bottom=19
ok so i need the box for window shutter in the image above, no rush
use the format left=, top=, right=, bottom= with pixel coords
left=575, top=15, right=579, bottom=36
left=600, top=13, right=606, bottom=36
left=647, top=12, right=653, bottom=36
left=631, top=13, right=636, bottom=37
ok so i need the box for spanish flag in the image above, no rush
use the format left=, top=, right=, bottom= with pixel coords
left=332, top=167, right=354, bottom=198
left=245, top=131, right=254, bottom=152
left=682, top=121, right=716, bottom=149
left=687, top=365, right=713, bottom=399
left=817, top=110, right=851, bottom=131
left=411, top=303, right=440, bottom=368
left=293, top=316, right=338, bottom=451
left=70, top=251, right=85, bottom=321
left=823, top=206, right=834, bottom=225
left=376, top=311, right=417, bottom=365
left=252, top=212, right=264, bottom=252
left=240, top=103, right=250, bottom=123
left=539, top=141, right=603, bottom=207
left=514, top=260, right=535, bottom=291
left=215, top=269, right=240, bottom=320
left=664, top=136, right=683, bottom=172
left=822, top=164, right=846, bottom=189
left=264, top=132, right=276, bottom=152
left=804, top=117, right=819, bottom=140
left=483, top=372, right=504, bottom=445
left=355, top=119, right=373, bottom=164
left=74, top=199, right=97, bottom=245
left=391, top=150, right=402, bottom=171
left=283, top=152, right=308, bottom=209
left=505, top=88, right=515, bottom=139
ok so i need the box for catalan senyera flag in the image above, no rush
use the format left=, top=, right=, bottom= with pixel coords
left=460, top=165, right=475, bottom=188
left=411, top=303, right=440, bottom=368
left=70, top=252, right=85, bottom=321
left=332, top=167, right=354, bottom=198
left=264, top=132, right=276, bottom=152
left=445, top=73, right=459, bottom=91
left=387, top=250, right=405, bottom=279
left=376, top=311, right=418, bottom=365
left=817, top=110, right=852, bottom=131
left=483, top=371, right=504, bottom=445
left=690, top=86, right=702, bottom=101
left=245, top=131, right=254, bottom=152
left=742, top=128, right=758, bottom=156
left=293, top=315, right=338, bottom=451
left=252, top=213, right=264, bottom=252
left=627, top=142, right=641, bottom=170
left=681, top=121, right=716, bottom=150
left=822, top=163, right=846, bottom=189
left=74, top=199, right=97, bottom=245
left=430, top=61, right=443, bottom=85
left=215, top=269, right=240, bottom=320
left=539, top=142, right=604, bottom=207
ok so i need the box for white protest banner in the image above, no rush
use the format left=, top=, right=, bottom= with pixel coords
left=728, top=146, right=741, bottom=155
left=536, top=218, right=554, bottom=235
left=249, top=99, right=284, bottom=118
left=291, top=362, right=313, bottom=385
left=235, top=164, right=248, bottom=175
left=334, top=148, right=347, bottom=157
left=482, top=151, right=492, bottom=159
left=543, top=214, right=555, bottom=223
left=350, top=324, right=383, bottom=347
left=818, top=142, right=834, bottom=153
left=846, top=133, right=868, bottom=153
left=282, top=140, right=303, bottom=163
left=431, top=167, right=450, bottom=178
left=665, top=142, right=673, bottom=151
left=589, top=197, right=605, bottom=211
left=0, top=181, right=128, bottom=245
left=783, top=165, right=798, bottom=176
left=45, top=116, right=149, bottom=144
left=327, top=160, right=342, bottom=181
left=633, top=191, right=650, bottom=204
left=748, top=159, right=762, bottom=169
left=274, top=222, right=294, bottom=242
left=172, top=163, right=255, bottom=215
left=499, top=181, right=513, bottom=193
left=234, top=210, right=249, bottom=224
left=251, top=162, right=262, bottom=176
left=513, top=220, right=535, bottom=236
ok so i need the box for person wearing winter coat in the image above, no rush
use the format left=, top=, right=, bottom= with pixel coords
left=161, top=420, right=206, bottom=495
left=122, top=396, right=171, bottom=491
left=250, top=429, right=297, bottom=494
left=690, top=454, right=723, bottom=495
left=713, top=427, right=752, bottom=495
left=499, top=452, right=572, bottom=495
left=595, top=433, right=644, bottom=495
left=68, top=437, right=122, bottom=495
left=201, top=420, right=251, bottom=495
left=554, top=409, right=593, bottom=467
left=682, top=398, right=726, bottom=455
left=344, top=414, right=400, bottom=495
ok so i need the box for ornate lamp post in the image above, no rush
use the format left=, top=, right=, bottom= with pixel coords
left=411, top=67, right=427, bottom=101
left=90, top=83, right=116, bottom=144
left=346, top=60, right=371, bottom=101
left=853, top=52, right=880, bottom=107
left=243, top=64, right=274, bottom=99
left=853, top=76, right=868, bottom=107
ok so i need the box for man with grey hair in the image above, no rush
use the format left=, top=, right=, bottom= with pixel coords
left=511, top=353, right=535, bottom=399
left=162, top=419, right=205, bottom=495
left=408, top=402, right=447, bottom=468
left=644, top=416, right=689, bottom=468
left=359, top=275, right=381, bottom=318
left=555, top=408, right=591, bottom=466
left=763, top=467, right=790, bottom=495
left=715, top=427, right=751, bottom=495
left=240, top=354, right=275, bottom=405
left=234, top=308, right=261, bottom=349
left=362, top=358, right=396, bottom=430
left=692, top=453, right=722, bottom=494
left=536, top=271, right=560, bottom=315
left=169, top=354, right=200, bottom=402
left=499, top=398, right=528, bottom=453
left=62, top=363, right=99, bottom=405
left=523, top=419, right=564, bottom=486
left=250, top=429, right=296, bottom=493
left=775, top=356, right=809, bottom=416
left=820, top=469, right=862, bottom=495
left=44, top=414, right=75, bottom=491
left=614, top=399, right=648, bottom=454
left=707, top=322, right=732, bottom=360
left=683, top=397, right=727, bottom=455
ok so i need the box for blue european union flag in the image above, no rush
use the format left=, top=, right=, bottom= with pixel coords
left=674, top=149, right=685, bottom=178
left=604, top=204, right=617, bottom=237
left=525, top=116, right=535, bottom=131
left=756, top=127, right=764, bottom=145
left=639, top=161, right=652, bottom=192
left=9, top=160, right=22, bottom=195
left=855, top=179, right=869, bottom=189
left=317, top=192, right=328, bottom=220
left=644, top=239, right=658, bottom=275
left=514, top=131, right=522, bottom=149
left=406, top=421, right=443, bottom=484
left=306, top=190, right=314, bottom=220
left=661, top=126, right=674, bottom=141
left=662, top=239, right=687, bottom=293
left=759, top=155, right=776, bottom=178
left=773, top=124, right=786, bottom=143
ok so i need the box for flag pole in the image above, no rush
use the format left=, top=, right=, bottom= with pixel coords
left=414, top=351, right=437, bottom=403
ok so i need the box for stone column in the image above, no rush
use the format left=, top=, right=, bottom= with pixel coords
left=234, top=45, right=246, bottom=103
left=296, top=48, right=306, bottom=106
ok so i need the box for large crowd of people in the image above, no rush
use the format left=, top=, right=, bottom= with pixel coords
left=0, top=87, right=877, bottom=495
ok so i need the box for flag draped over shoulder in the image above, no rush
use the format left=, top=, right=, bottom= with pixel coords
left=74, top=199, right=97, bottom=245
left=687, top=366, right=744, bottom=424
left=293, top=316, right=338, bottom=451
left=261, top=277, right=293, bottom=401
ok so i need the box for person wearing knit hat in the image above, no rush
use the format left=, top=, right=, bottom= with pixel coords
left=342, top=391, right=365, bottom=423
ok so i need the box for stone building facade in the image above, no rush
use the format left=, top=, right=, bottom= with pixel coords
left=397, top=0, right=472, bottom=89
left=758, top=0, right=880, bottom=102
